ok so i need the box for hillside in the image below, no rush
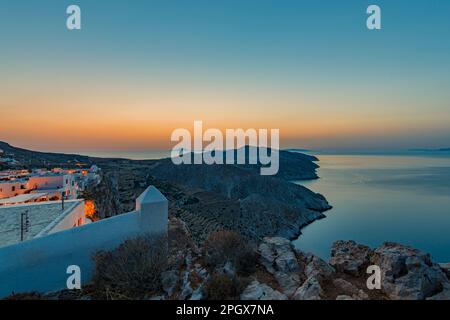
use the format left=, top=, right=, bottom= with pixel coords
left=0, top=141, right=92, bottom=167
left=0, top=141, right=331, bottom=242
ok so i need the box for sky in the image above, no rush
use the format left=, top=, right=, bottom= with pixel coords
left=0, top=0, right=449, bottom=153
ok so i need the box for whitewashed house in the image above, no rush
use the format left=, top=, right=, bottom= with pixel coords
left=0, top=185, right=168, bottom=297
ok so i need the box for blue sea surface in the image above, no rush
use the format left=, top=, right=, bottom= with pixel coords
left=292, top=154, right=450, bottom=263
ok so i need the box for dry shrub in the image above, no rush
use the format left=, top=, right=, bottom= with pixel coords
left=91, top=234, right=168, bottom=299
left=204, top=273, right=249, bottom=300
left=203, top=230, right=257, bottom=276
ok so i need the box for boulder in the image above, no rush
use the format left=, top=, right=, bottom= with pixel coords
left=259, top=237, right=300, bottom=274
left=371, top=242, right=450, bottom=300
left=330, top=240, right=372, bottom=276
left=333, top=278, right=359, bottom=296
left=305, top=255, right=335, bottom=280
left=273, top=271, right=301, bottom=297
left=240, top=280, right=287, bottom=300
left=292, top=276, right=323, bottom=300
left=259, top=237, right=302, bottom=296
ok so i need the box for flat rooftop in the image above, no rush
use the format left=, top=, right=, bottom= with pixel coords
left=0, top=200, right=82, bottom=248
left=0, top=193, right=50, bottom=205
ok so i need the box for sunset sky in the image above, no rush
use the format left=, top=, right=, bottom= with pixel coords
left=1, top=0, right=449, bottom=153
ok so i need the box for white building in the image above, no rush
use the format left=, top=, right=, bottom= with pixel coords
left=0, top=200, right=87, bottom=248
left=0, top=185, right=168, bottom=297
left=0, top=169, right=97, bottom=202
left=0, top=179, right=29, bottom=199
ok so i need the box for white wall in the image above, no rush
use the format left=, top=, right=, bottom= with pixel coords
left=27, top=174, right=78, bottom=199
left=0, top=186, right=168, bottom=297
left=28, top=175, right=64, bottom=190
left=35, top=200, right=87, bottom=237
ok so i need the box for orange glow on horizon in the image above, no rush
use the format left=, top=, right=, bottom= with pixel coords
left=2, top=75, right=449, bottom=152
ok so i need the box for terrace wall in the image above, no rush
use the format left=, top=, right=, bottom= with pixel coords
left=0, top=186, right=168, bottom=297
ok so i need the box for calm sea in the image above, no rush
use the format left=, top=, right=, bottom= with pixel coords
left=80, top=149, right=450, bottom=262
left=292, top=153, right=450, bottom=263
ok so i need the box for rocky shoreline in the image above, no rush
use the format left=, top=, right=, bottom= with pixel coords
left=28, top=233, right=449, bottom=300
left=167, top=236, right=450, bottom=300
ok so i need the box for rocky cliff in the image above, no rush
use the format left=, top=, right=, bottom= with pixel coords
left=183, top=237, right=450, bottom=300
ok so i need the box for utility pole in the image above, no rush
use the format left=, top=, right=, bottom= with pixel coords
left=20, top=210, right=30, bottom=242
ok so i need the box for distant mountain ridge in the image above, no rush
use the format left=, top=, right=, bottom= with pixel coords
left=0, top=140, right=330, bottom=242
left=0, top=141, right=92, bottom=166
left=0, top=141, right=321, bottom=180
left=409, top=147, right=450, bottom=152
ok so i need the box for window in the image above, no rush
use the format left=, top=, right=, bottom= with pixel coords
left=11, top=186, right=15, bottom=192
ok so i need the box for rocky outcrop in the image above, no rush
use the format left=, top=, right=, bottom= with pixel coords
left=240, top=281, right=287, bottom=300
left=372, top=242, right=449, bottom=300
left=259, top=237, right=301, bottom=274
left=255, top=237, right=450, bottom=300
left=259, top=237, right=302, bottom=296
left=330, top=240, right=372, bottom=276
left=333, top=278, right=360, bottom=296
left=304, top=254, right=335, bottom=280
left=292, top=276, right=323, bottom=300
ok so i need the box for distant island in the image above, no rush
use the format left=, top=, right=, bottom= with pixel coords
left=409, top=148, right=450, bottom=152
left=285, top=148, right=313, bottom=153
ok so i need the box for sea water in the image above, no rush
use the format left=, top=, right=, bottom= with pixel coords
left=292, top=153, right=450, bottom=263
